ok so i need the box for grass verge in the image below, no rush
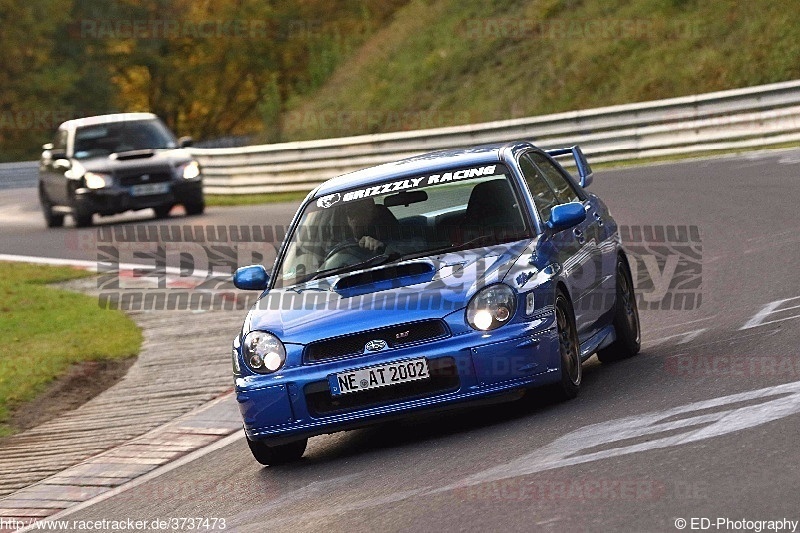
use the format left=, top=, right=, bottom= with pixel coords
left=0, top=263, right=142, bottom=436
left=205, top=191, right=309, bottom=207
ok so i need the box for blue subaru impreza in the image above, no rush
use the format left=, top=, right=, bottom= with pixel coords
left=232, top=141, right=640, bottom=465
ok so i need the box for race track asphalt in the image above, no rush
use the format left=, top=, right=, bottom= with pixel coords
left=2, top=149, right=799, bottom=532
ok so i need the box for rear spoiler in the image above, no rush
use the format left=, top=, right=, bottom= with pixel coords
left=545, top=145, right=593, bottom=188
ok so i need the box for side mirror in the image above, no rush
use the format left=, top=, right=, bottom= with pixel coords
left=41, top=143, right=53, bottom=161
left=233, top=265, right=270, bottom=291
left=547, top=202, right=586, bottom=232
left=571, top=146, right=593, bottom=188
left=50, top=149, right=67, bottom=160
left=52, top=158, right=71, bottom=171
left=178, top=136, right=193, bottom=148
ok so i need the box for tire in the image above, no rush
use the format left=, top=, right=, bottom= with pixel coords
left=184, top=200, right=205, bottom=216
left=70, top=192, right=93, bottom=227
left=246, top=435, right=307, bottom=466
left=74, top=209, right=93, bottom=227
left=153, top=205, right=173, bottom=219
left=550, top=288, right=582, bottom=401
left=597, top=257, right=641, bottom=363
left=39, top=187, right=64, bottom=228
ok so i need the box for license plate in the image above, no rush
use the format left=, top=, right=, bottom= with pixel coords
left=329, top=358, right=430, bottom=396
left=130, top=182, right=170, bottom=196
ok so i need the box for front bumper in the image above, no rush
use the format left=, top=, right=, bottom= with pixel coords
left=75, top=179, right=203, bottom=216
left=236, top=313, right=561, bottom=444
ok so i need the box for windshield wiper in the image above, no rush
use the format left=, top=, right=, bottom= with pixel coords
left=308, top=252, right=399, bottom=281
left=380, top=235, right=501, bottom=265
left=306, top=234, right=526, bottom=281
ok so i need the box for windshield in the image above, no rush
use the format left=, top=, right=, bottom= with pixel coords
left=72, top=119, right=177, bottom=159
left=273, top=163, right=529, bottom=288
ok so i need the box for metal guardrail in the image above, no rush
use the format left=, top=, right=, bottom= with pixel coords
left=0, top=162, right=39, bottom=190
left=4, top=80, right=800, bottom=193
left=189, top=79, right=800, bottom=194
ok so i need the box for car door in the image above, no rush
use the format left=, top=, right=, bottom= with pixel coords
left=519, top=152, right=605, bottom=339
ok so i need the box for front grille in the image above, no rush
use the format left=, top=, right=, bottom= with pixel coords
left=304, top=357, right=460, bottom=416
left=304, top=319, right=449, bottom=362
left=118, top=171, right=173, bottom=186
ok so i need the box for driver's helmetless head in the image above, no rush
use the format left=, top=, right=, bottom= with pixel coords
left=345, top=198, right=376, bottom=236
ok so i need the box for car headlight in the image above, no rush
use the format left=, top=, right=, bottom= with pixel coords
left=84, top=172, right=110, bottom=189
left=466, top=284, right=517, bottom=331
left=180, top=160, right=201, bottom=180
left=242, top=331, right=286, bottom=373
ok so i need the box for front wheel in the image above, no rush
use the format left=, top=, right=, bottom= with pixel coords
left=246, top=435, right=307, bottom=466
left=597, top=257, right=641, bottom=363
left=153, top=205, right=173, bottom=219
left=73, top=209, right=93, bottom=227
left=70, top=191, right=93, bottom=227
left=550, top=289, right=581, bottom=401
left=39, top=187, right=64, bottom=228
left=184, top=200, right=205, bottom=216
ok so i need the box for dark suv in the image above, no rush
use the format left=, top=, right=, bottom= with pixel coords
left=38, top=113, right=205, bottom=227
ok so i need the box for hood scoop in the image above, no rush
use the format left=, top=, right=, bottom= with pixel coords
left=111, top=149, right=156, bottom=160
left=333, top=262, right=436, bottom=297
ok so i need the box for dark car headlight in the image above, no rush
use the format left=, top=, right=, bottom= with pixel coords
left=84, top=171, right=110, bottom=189
left=179, top=160, right=201, bottom=180
left=466, top=284, right=517, bottom=331
left=242, top=331, right=286, bottom=373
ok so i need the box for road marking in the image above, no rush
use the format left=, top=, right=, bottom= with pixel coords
left=740, top=296, right=800, bottom=329
left=647, top=316, right=716, bottom=333
left=673, top=327, right=780, bottom=351
left=35, top=377, right=800, bottom=528
left=646, top=328, right=708, bottom=348
left=435, top=380, right=800, bottom=493
left=231, top=380, right=800, bottom=528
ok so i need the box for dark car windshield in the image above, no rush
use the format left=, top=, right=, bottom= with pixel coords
left=273, top=163, right=529, bottom=288
left=72, top=119, right=177, bottom=159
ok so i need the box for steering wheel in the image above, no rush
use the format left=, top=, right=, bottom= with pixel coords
left=320, top=241, right=377, bottom=270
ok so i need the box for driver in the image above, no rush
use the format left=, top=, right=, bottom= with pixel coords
left=343, top=197, right=399, bottom=252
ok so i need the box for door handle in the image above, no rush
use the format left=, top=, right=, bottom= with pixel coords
left=573, top=228, right=585, bottom=244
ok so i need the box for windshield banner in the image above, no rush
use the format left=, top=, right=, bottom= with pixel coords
left=316, top=165, right=497, bottom=208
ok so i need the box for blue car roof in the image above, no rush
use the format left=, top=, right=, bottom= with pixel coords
left=313, top=141, right=533, bottom=197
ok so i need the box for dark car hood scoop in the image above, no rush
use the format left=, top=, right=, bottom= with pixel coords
left=111, top=149, right=156, bottom=160
left=332, top=262, right=436, bottom=297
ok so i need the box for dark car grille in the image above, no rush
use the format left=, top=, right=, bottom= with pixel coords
left=304, top=319, right=449, bottom=363
left=304, top=357, right=460, bottom=416
left=117, top=171, right=173, bottom=186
